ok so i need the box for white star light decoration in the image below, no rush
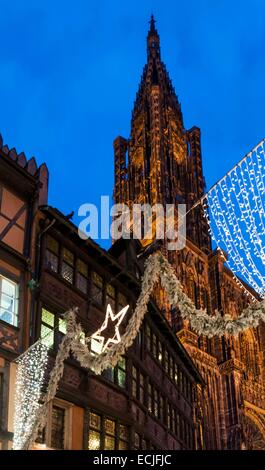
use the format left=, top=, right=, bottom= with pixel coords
left=91, top=304, right=129, bottom=354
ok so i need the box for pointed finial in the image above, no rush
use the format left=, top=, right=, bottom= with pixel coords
left=147, top=14, right=160, bottom=59
left=149, top=14, right=156, bottom=33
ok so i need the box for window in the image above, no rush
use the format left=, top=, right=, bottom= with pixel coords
left=87, top=411, right=129, bottom=450
left=46, top=236, right=59, bottom=273
left=118, top=424, right=129, bottom=450
left=51, top=406, right=65, bottom=449
left=169, top=355, right=174, bottom=381
left=158, top=340, right=163, bottom=363
left=102, top=358, right=126, bottom=388
left=40, top=308, right=66, bottom=349
left=104, top=418, right=116, bottom=450
left=76, top=259, right=88, bottom=294
left=116, top=357, right=126, bottom=388
left=167, top=402, right=176, bottom=434
left=148, top=382, right=163, bottom=421
left=61, top=248, right=74, bottom=284
left=134, top=432, right=148, bottom=450
left=91, top=271, right=103, bottom=305
left=167, top=402, right=172, bottom=431
left=0, top=275, right=19, bottom=327
left=88, top=412, right=101, bottom=450
left=146, top=323, right=151, bottom=350
left=45, top=237, right=90, bottom=294
left=165, top=350, right=169, bottom=375
left=152, top=333, right=157, bottom=358
left=179, top=368, right=183, bottom=394
left=40, top=308, right=55, bottom=348
left=176, top=412, right=180, bottom=437
left=35, top=400, right=70, bottom=449
left=106, top=284, right=115, bottom=310
left=132, top=366, right=144, bottom=403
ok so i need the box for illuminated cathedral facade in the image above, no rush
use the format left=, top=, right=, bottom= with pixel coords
left=114, top=17, right=265, bottom=449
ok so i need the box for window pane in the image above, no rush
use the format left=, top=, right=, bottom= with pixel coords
left=41, top=324, right=54, bottom=348
left=61, top=262, right=74, bottom=284
left=146, top=324, right=151, bottom=350
left=118, top=357, right=125, bottom=371
left=0, top=277, right=18, bottom=326
left=103, top=367, right=114, bottom=382
left=89, top=430, right=101, bottom=450
left=46, top=250, right=58, bottom=273
left=119, top=425, right=128, bottom=441
left=77, top=259, right=88, bottom=277
left=105, top=435, right=115, bottom=450
left=106, top=283, right=115, bottom=310
left=105, top=419, right=115, bottom=436
left=2, top=278, right=15, bottom=297
left=76, top=273, right=87, bottom=294
left=62, top=248, right=74, bottom=266
left=47, top=236, right=59, bottom=254
left=106, top=284, right=115, bottom=298
left=90, top=413, right=101, bottom=430
left=91, top=284, right=103, bottom=305
left=41, top=308, right=54, bottom=327
left=59, top=318, right=67, bottom=334
left=51, top=406, right=65, bottom=449
left=117, top=369, right=126, bottom=388
left=134, top=432, right=140, bottom=449
left=118, top=440, right=127, bottom=450
left=92, top=271, right=103, bottom=288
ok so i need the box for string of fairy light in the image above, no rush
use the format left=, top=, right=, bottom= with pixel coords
left=13, top=342, right=49, bottom=450
left=203, top=140, right=265, bottom=297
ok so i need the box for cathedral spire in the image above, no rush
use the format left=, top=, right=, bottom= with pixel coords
left=149, top=14, right=157, bottom=33
left=147, top=14, right=160, bottom=59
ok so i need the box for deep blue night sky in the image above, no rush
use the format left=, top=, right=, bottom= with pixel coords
left=0, top=0, right=265, bottom=248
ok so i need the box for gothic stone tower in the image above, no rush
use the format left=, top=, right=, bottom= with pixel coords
left=114, top=17, right=265, bottom=449
left=114, top=16, right=210, bottom=252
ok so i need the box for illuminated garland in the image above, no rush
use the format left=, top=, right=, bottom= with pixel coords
left=204, top=140, right=265, bottom=297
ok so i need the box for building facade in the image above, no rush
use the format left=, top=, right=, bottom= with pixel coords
left=33, top=207, right=204, bottom=450
left=0, top=136, right=48, bottom=449
left=114, top=17, right=265, bottom=449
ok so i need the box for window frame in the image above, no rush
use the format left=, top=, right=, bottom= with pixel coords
left=40, top=307, right=67, bottom=350
left=0, top=273, right=19, bottom=327
left=35, top=399, right=73, bottom=450
left=87, top=410, right=130, bottom=450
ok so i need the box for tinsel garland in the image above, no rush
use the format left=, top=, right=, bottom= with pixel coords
left=18, top=251, right=265, bottom=449
left=157, top=253, right=265, bottom=336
